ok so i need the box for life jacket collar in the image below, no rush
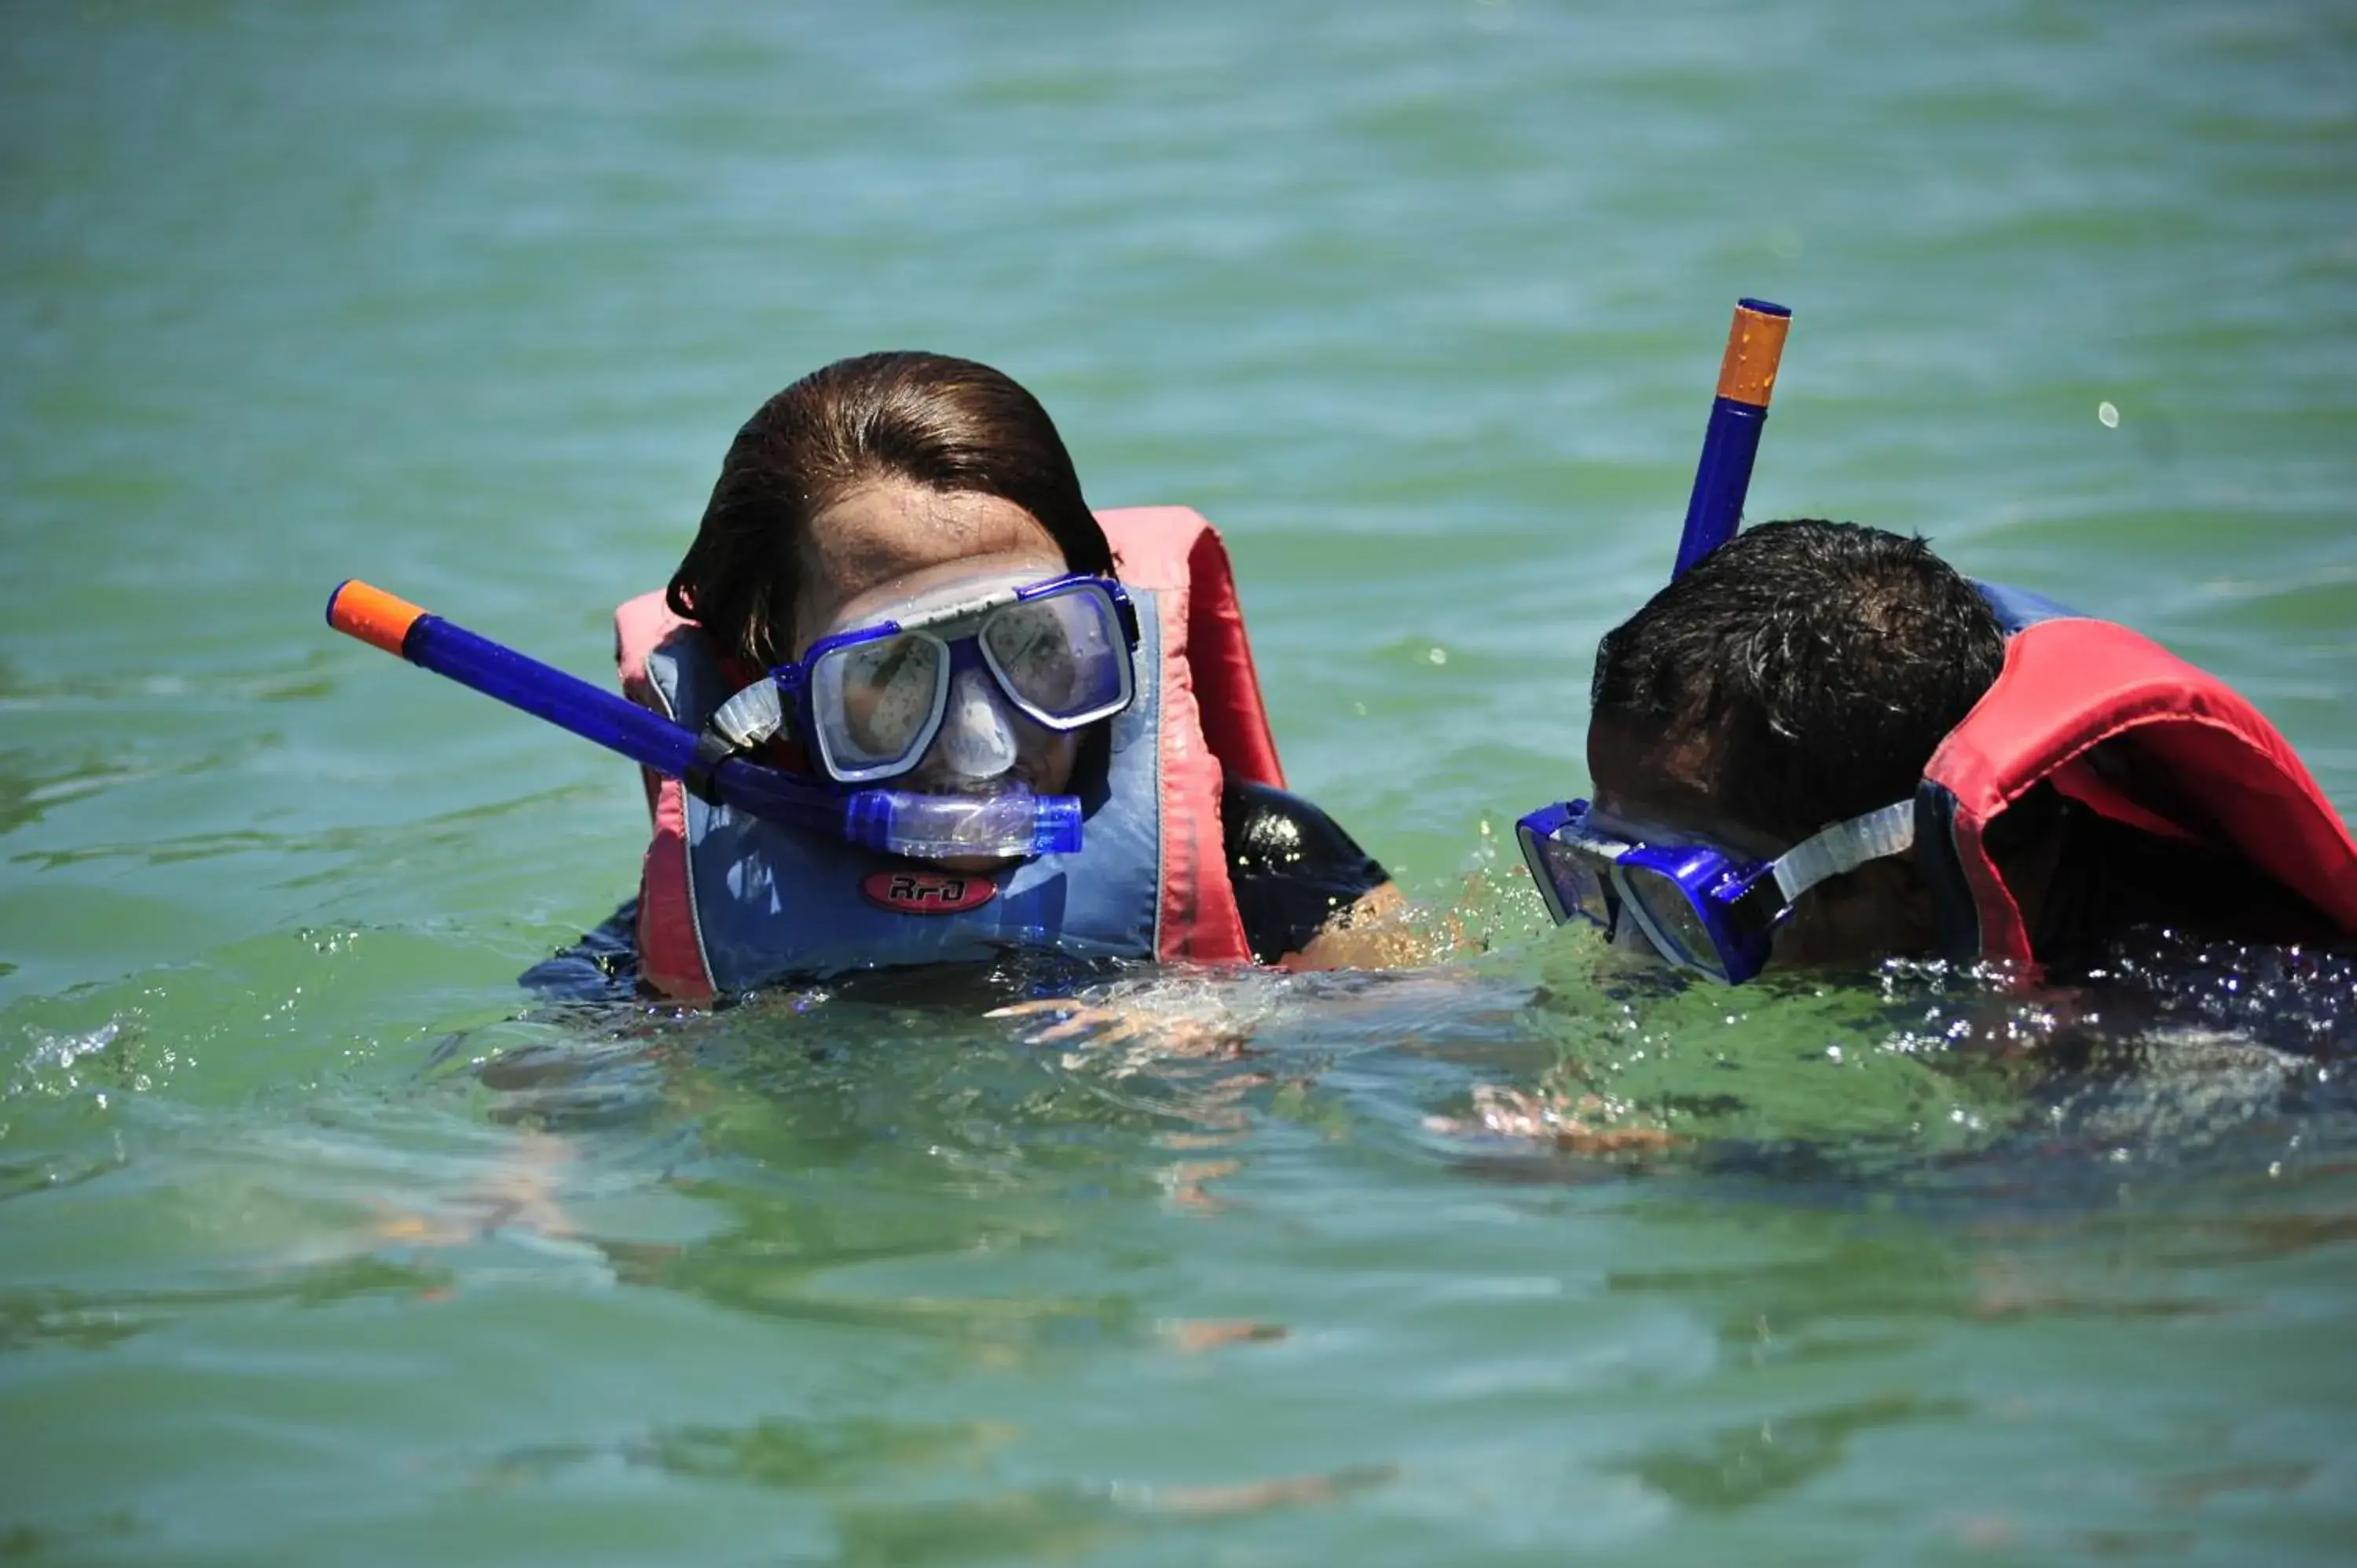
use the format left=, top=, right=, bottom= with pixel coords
left=1916, top=587, right=2357, bottom=965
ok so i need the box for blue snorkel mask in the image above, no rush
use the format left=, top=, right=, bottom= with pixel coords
left=691, top=571, right=1142, bottom=863
left=1516, top=799, right=1916, bottom=984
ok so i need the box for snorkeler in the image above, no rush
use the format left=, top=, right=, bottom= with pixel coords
left=328, top=353, right=1395, bottom=1002
left=1515, top=303, right=2357, bottom=983
left=1520, top=518, right=2357, bottom=981
left=610, top=351, right=1397, bottom=999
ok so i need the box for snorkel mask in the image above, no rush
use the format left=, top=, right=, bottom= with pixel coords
left=1515, top=799, right=1915, bottom=984
left=691, top=570, right=1142, bottom=862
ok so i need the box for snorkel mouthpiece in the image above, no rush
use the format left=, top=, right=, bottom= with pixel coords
left=840, top=787, right=1084, bottom=859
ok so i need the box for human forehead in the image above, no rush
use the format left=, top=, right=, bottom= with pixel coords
left=796, top=482, right=1066, bottom=652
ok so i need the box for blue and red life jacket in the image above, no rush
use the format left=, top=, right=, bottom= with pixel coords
left=615, top=507, right=1287, bottom=1002
left=1915, top=586, right=2357, bottom=964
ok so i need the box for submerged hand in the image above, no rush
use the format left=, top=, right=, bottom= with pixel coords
left=986, top=996, right=1251, bottom=1057
left=1424, top=1083, right=1679, bottom=1154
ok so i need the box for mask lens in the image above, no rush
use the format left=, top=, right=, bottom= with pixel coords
left=1618, top=862, right=1731, bottom=980
left=980, top=586, right=1129, bottom=726
left=812, top=632, right=945, bottom=775
left=1520, top=826, right=1615, bottom=929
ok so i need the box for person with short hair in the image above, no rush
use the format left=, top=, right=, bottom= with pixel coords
left=1519, top=518, right=2357, bottom=980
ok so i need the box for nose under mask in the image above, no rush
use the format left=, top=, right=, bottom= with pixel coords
left=932, top=667, right=1021, bottom=782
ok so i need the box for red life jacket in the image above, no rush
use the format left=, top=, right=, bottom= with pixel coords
left=614, top=506, right=1285, bottom=1001
left=1917, top=594, right=2357, bottom=965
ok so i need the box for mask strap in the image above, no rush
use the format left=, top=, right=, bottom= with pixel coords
left=1769, top=800, right=1915, bottom=903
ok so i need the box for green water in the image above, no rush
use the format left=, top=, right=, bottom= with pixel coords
left=6, top=3, right=2357, bottom=1562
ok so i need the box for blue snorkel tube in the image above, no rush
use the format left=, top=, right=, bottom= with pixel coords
left=1670, top=298, right=1792, bottom=579
left=324, top=581, right=1083, bottom=859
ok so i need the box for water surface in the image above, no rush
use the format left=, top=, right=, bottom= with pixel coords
left=5, top=2, right=2355, bottom=1562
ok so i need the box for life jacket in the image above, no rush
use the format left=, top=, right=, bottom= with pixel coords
left=615, top=506, right=1288, bottom=1002
left=1915, top=584, right=2357, bottom=964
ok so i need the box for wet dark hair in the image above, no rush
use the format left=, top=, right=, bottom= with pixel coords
left=1590, top=519, right=2007, bottom=841
left=667, top=351, right=1115, bottom=669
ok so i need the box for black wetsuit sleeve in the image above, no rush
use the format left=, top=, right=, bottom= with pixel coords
left=519, top=899, right=642, bottom=1004
left=1221, top=779, right=1393, bottom=965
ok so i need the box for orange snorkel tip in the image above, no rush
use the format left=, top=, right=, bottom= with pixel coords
left=325, top=580, right=429, bottom=658
left=1671, top=297, right=1793, bottom=580
left=1714, top=299, right=1791, bottom=408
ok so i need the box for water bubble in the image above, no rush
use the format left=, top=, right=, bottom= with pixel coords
left=2097, top=401, right=2121, bottom=429
left=1427, top=647, right=1449, bottom=666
